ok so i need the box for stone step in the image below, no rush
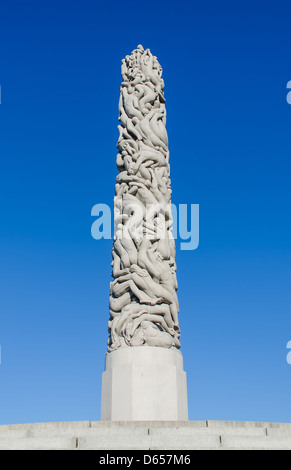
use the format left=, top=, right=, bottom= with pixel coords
left=0, top=436, right=77, bottom=450
left=0, top=420, right=290, bottom=450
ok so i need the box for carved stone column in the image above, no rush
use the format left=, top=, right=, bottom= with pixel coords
left=101, top=45, right=188, bottom=421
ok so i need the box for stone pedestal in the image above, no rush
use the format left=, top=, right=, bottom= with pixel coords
left=100, top=346, right=188, bottom=421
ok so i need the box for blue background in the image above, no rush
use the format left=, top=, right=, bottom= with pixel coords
left=0, top=0, right=290, bottom=424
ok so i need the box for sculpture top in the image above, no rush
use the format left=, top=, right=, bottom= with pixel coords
left=108, top=46, right=180, bottom=352
left=121, top=45, right=164, bottom=89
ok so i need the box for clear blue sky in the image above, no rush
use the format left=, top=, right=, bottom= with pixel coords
left=0, top=0, right=290, bottom=425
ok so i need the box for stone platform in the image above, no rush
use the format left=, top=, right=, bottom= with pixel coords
left=0, top=420, right=291, bottom=450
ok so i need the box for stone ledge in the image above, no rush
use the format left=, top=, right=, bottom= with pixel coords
left=0, top=420, right=290, bottom=450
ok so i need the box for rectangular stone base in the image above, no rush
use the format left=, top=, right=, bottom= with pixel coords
left=101, top=346, right=188, bottom=421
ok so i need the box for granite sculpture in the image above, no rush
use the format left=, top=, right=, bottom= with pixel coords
left=108, top=45, right=181, bottom=352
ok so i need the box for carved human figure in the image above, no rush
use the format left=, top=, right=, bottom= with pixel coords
left=108, top=45, right=181, bottom=351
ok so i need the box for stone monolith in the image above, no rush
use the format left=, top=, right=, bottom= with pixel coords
left=101, top=45, right=188, bottom=421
